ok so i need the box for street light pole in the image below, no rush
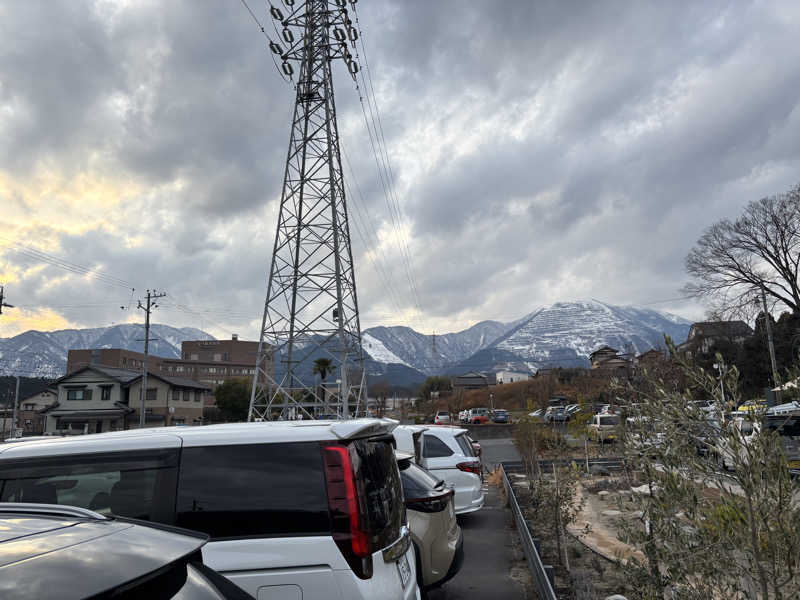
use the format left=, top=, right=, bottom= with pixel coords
left=714, top=361, right=727, bottom=420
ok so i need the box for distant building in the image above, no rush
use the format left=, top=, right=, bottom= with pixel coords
left=66, top=335, right=273, bottom=407
left=495, top=370, right=532, bottom=384
left=675, top=321, right=753, bottom=359
left=452, top=371, right=489, bottom=390
left=41, top=365, right=210, bottom=435
left=17, top=389, right=57, bottom=434
left=589, top=345, right=632, bottom=374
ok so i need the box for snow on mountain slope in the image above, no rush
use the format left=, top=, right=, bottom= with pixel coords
left=362, top=333, right=410, bottom=367
left=492, top=300, right=691, bottom=370
left=363, top=320, right=511, bottom=374
left=0, top=324, right=215, bottom=378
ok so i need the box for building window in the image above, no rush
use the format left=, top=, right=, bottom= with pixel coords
left=194, top=391, right=201, bottom=402
left=24, top=403, right=35, bottom=410
left=208, top=367, right=216, bottom=374
left=101, top=387, right=112, bottom=401
left=190, top=354, right=198, bottom=361
left=66, top=389, right=85, bottom=401
left=173, top=389, right=181, bottom=403
left=146, top=388, right=157, bottom=402
left=173, top=418, right=185, bottom=425
left=183, top=390, right=190, bottom=402
left=213, top=353, right=222, bottom=362
left=176, top=366, right=184, bottom=373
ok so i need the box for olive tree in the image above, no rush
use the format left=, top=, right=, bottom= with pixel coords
left=616, top=344, right=800, bottom=599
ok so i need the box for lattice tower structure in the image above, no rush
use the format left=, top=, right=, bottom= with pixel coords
left=249, top=0, right=365, bottom=421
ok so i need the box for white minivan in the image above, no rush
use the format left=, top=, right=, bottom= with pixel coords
left=393, top=425, right=484, bottom=515
left=0, top=419, right=419, bottom=600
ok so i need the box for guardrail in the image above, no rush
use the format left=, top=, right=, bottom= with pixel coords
left=502, top=457, right=625, bottom=472
left=501, top=462, right=558, bottom=600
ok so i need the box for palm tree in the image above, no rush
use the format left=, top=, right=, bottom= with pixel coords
left=313, top=358, right=335, bottom=412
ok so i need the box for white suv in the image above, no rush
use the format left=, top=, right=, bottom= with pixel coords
left=394, top=425, right=484, bottom=515
left=0, top=419, right=419, bottom=600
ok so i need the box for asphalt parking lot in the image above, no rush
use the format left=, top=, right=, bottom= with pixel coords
left=427, top=437, right=529, bottom=600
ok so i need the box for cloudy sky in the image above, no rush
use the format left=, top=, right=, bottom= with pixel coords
left=1, top=0, right=800, bottom=340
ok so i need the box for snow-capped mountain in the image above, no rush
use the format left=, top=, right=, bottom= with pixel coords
left=362, top=320, right=513, bottom=375
left=0, top=324, right=214, bottom=378
left=365, top=300, right=691, bottom=375
left=489, top=300, right=690, bottom=371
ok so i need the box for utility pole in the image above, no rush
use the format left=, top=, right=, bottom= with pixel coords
left=137, top=290, right=166, bottom=428
left=0, top=285, right=13, bottom=315
left=10, top=376, right=19, bottom=438
left=760, top=285, right=780, bottom=392
left=249, top=0, right=365, bottom=421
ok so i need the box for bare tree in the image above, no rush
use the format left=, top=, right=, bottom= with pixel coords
left=684, top=185, right=800, bottom=318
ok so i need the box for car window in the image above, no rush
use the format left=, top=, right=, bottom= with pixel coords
left=400, top=462, right=441, bottom=498
left=422, top=434, right=454, bottom=458
left=351, top=438, right=403, bottom=551
left=599, top=416, right=620, bottom=426
left=176, top=442, right=330, bottom=539
left=455, top=434, right=474, bottom=457
left=0, top=449, right=178, bottom=522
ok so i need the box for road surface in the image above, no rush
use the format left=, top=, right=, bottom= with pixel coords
left=428, top=437, right=530, bottom=599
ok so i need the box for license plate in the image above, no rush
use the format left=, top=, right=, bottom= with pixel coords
left=397, top=553, right=411, bottom=588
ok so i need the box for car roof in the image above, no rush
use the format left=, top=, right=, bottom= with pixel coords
left=0, top=504, right=205, bottom=600
left=0, top=418, right=399, bottom=460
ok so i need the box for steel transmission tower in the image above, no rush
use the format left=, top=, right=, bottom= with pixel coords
left=249, top=0, right=365, bottom=421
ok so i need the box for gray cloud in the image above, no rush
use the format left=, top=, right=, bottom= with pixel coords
left=2, top=0, right=800, bottom=339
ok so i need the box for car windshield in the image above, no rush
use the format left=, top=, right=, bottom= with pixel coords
left=599, top=416, right=620, bottom=426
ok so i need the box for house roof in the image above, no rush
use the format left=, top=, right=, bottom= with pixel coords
left=456, top=371, right=487, bottom=379
left=590, top=345, right=618, bottom=357
left=55, top=365, right=211, bottom=391
left=146, top=373, right=212, bottom=391
left=54, top=365, right=142, bottom=386
left=689, top=321, right=753, bottom=339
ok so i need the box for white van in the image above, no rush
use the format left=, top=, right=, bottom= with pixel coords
left=393, top=425, right=484, bottom=515
left=0, top=420, right=419, bottom=600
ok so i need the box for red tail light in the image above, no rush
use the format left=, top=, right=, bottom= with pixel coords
left=457, top=461, right=481, bottom=476
left=405, top=489, right=454, bottom=513
left=323, top=444, right=373, bottom=578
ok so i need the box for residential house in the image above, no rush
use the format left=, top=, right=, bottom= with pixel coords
left=42, top=366, right=138, bottom=435
left=495, top=370, right=532, bottom=384
left=675, top=321, right=753, bottom=359
left=66, top=335, right=272, bottom=409
left=41, top=365, right=211, bottom=435
left=589, top=346, right=632, bottom=374
left=452, top=371, right=489, bottom=390
left=17, top=389, right=57, bottom=434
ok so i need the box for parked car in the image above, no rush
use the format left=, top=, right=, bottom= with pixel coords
left=588, top=413, right=621, bottom=442
left=737, top=400, right=767, bottom=414
left=468, top=408, right=490, bottom=424
left=0, top=503, right=252, bottom=600
left=0, top=419, right=419, bottom=600
left=565, top=404, right=580, bottom=415
left=397, top=453, right=463, bottom=592
left=544, top=406, right=568, bottom=422
left=528, top=408, right=544, bottom=419
left=434, top=411, right=451, bottom=425
left=491, top=409, right=509, bottom=423
left=394, top=425, right=485, bottom=515
left=458, top=410, right=469, bottom=423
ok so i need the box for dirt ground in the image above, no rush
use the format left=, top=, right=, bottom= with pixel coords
left=510, top=473, right=635, bottom=600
